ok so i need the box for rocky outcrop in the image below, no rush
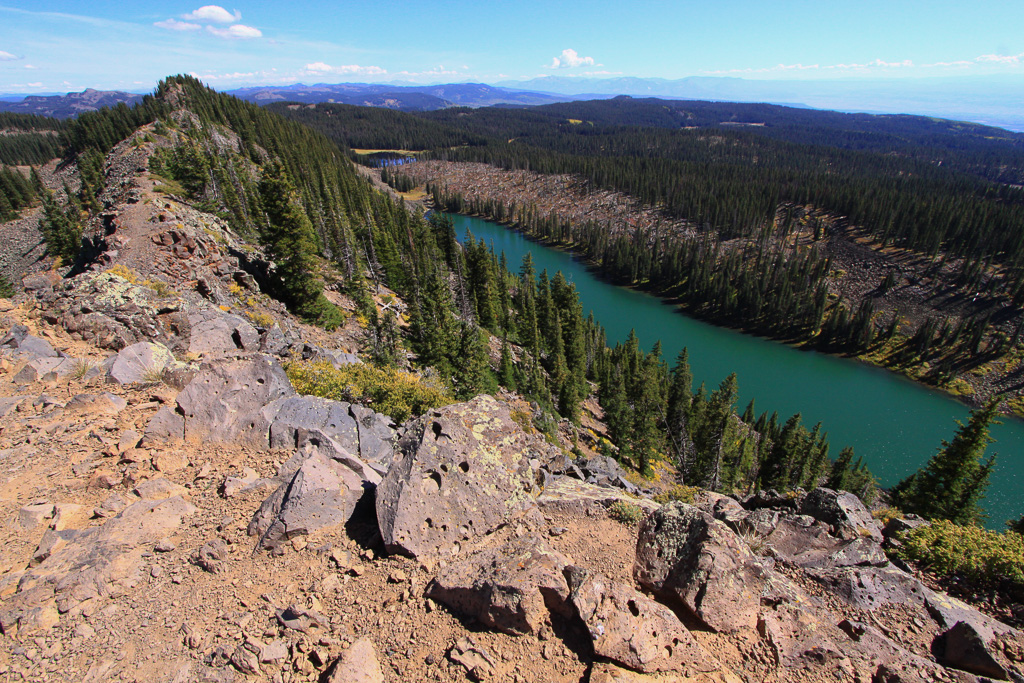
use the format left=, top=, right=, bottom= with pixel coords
left=106, top=341, right=179, bottom=384
left=425, top=535, right=571, bottom=635
left=248, top=445, right=378, bottom=550
left=566, top=567, right=720, bottom=675
left=634, top=502, right=768, bottom=633
left=375, top=395, right=544, bottom=558
left=175, top=353, right=295, bottom=445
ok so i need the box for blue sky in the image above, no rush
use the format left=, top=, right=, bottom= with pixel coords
left=2, top=1, right=1024, bottom=93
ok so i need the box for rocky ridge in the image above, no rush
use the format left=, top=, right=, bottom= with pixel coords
left=0, top=111, right=1021, bottom=683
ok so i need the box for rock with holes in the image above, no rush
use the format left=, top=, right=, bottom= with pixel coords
left=175, top=354, right=294, bottom=446
left=248, top=444, right=378, bottom=549
left=376, top=395, right=551, bottom=558
left=425, top=534, right=571, bottom=635
left=634, top=502, right=769, bottom=633
left=106, top=341, right=177, bottom=385
left=566, top=567, right=720, bottom=675
left=188, top=312, right=259, bottom=357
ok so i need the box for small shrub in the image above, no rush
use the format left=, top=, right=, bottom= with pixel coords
left=286, top=359, right=453, bottom=424
left=70, top=358, right=95, bottom=380
left=893, top=520, right=1024, bottom=594
left=143, top=278, right=177, bottom=298
left=653, top=484, right=699, bottom=505
left=107, top=263, right=140, bottom=284
left=0, top=275, right=14, bottom=299
left=228, top=282, right=244, bottom=297
left=607, top=501, right=645, bottom=526
left=872, top=506, right=903, bottom=524
left=245, top=310, right=275, bottom=328
left=509, top=408, right=535, bottom=433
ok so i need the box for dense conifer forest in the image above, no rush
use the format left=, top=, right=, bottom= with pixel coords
left=0, top=77, right=882, bottom=502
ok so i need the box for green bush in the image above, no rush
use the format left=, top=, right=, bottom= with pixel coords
left=286, top=359, right=453, bottom=424
left=0, top=275, right=14, bottom=299
left=607, top=500, right=645, bottom=526
left=894, top=520, right=1024, bottom=594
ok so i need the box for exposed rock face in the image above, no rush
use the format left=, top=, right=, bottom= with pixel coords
left=2, top=497, right=196, bottom=633
left=248, top=445, right=378, bottom=550
left=800, top=487, right=883, bottom=541
left=106, top=341, right=178, bottom=384
left=566, top=567, right=720, bottom=675
left=175, top=354, right=294, bottom=445
left=425, top=535, right=571, bottom=635
left=634, top=502, right=768, bottom=633
left=188, top=312, right=259, bottom=357
left=375, top=396, right=541, bottom=558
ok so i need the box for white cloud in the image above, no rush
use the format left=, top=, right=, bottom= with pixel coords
left=0, top=50, right=18, bottom=61
left=206, top=24, right=262, bottom=39
left=24, top=64, right=38, bottom=69
left=154, top=18, right=202, bottom=31
left=301, top=62, right=387, bottom=77
left=182, top=5, right=241, bottom=24
left=547, top=48, right=595, bottom=69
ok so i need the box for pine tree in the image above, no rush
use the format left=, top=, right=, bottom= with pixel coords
left=891, top=399, right=1000, bottom=525
left=258, top=163, right=342, bottom=328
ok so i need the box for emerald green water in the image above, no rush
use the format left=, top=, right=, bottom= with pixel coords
left=448, top=213, right=1024, bottom=528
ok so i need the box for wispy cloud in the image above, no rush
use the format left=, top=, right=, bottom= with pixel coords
left=0, top=50, right=19, bottom=61
left=301, top=62, right=387, bottom=77
left=547, top=49, right=596, bottom=69
left=206, top=24, right=262, bottom=39
left=182, top=6, right=241, bottom=24
left=154, top=19, right=202, bottom=32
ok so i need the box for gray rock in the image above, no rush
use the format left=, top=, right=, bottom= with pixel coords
left=0, top=325, right=57, bottom=358
left=176, top=354, right=295, bottom=446
left=349, top=404, right=396, bottom=466
left=258, top=324, right=289, bottom=356
left=934, top=621, right=1009, bottom=679
left=263, top=395, right=361, bottom=455
left=106, top=341, right=176, bottom=385
left=634, top=502, right=768, bottom=633
left=141, top=405, right=185, bottom=446
left=248, top=446, right=375, bottom=550
left=536, top=477, right=659, bottom=517
left=425, top=535, right=571, bottom=635
left=761, top=514, right=887, bottom=569
left=375, top=396, right=541, bottom=558
left=566, top=567, right=720, bottom=675
left=800, top=487, right=882, bottom=542
left=65, top=392, right=127, bottom=415
left=188, top=312, right=259, bottom=357
left=12, top=357, right=78, bottom=384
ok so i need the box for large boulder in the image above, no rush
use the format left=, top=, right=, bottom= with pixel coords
left=106, top=341, right=177, bottom=385
left=188, top=312, right=259, bottom=357
left=634, top=502, right=768, bottom=633
left=176, top=354, right=294, bottom=445
left=425, top=535, right=571, bottom=635
left=566, top=567, right=720, bottom=675
left=248, top=445, right=376, bottom=550
left=375, top=396, right=541, bottom=558
left=800, top=487, right=882, bottom=542
left=761, top=514, right=887, bottom=569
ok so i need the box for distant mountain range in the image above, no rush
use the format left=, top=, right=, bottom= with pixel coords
left=224, top=82, right=577, bottom=111
left=3, top=75, right=1024, bottom=131
left=496, top=75, right=1024, bottom=132
left=0, top=88, right=144, bottom=118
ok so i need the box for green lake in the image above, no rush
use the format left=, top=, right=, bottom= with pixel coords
left=448, top=212, right=1023, bottom=528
